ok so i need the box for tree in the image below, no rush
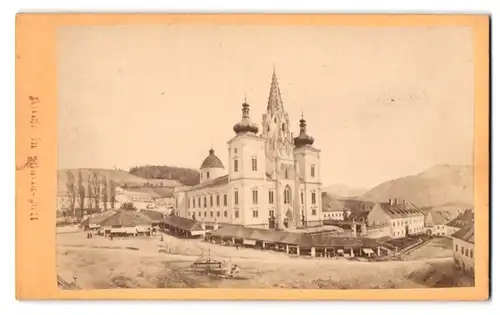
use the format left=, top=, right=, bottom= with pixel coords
left=87, top=174, right=94, bottom=211
left=77, top=170, right=85, bottom=219
left=91, top=172, right=101, bottom=212
left=103, top=176, right=109, bottom=211
left=110, top=180, right=116, bottom=209
left=65, top=170, right=77, bottom=217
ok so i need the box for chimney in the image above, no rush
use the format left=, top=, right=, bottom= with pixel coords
left=394, top=198, right=398, bottom=205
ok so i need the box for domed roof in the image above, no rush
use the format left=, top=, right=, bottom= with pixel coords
left=200, top=149, right=225, bottom=169
left=294, top=117, right=315, bottom=148
left=233, top=102, right=259, bottom=134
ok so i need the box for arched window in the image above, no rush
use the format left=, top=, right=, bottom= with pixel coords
left=284, top=186, right=292, bottom=204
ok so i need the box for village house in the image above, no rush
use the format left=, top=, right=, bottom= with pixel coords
left=364, top=199, right=425, bottom=239
left=446, top=209, right=474, bottom=236
left=451, top=220, right=474, bottom=276
left=322, top=192, right=347, bottom=221
left=424, top=210, right=450, bottom=236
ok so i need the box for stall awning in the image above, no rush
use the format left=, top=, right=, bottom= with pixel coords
left=243, top=239, right=256, bottom=246
left=337, top=249, right=344, bottom=253
left=136, top=227, right=149, bottom=233
left=362, top=248, right=374, bottom=254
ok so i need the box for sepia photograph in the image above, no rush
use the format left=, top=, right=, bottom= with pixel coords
left=53, top=23, right=478, bottom=291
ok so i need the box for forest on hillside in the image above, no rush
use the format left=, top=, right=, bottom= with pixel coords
left=129, top=165, right=200, bottom=186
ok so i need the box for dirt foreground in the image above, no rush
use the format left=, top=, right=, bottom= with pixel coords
left=57, top=232, right=474, bottom=289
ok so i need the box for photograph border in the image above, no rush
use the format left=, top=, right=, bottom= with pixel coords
left=15, top=13, right=490, bottom=300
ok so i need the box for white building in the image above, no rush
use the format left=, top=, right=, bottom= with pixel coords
left=451, top=223, right=474, bottom=275
left=175, top=70, right=322, bottom=229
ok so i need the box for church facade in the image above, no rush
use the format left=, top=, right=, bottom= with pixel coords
left=175, top=70, right=322, bottom=230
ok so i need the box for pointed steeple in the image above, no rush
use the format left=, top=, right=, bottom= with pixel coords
left=267, top=67, right=284, bottom=114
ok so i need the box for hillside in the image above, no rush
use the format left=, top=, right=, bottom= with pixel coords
left=323, top=184, right=367, bottom=198
left=360, top=164, right=473, bottom=208
left=57, top=168, right=182, bottom=193
left=129, top=165, right=200, bottom=186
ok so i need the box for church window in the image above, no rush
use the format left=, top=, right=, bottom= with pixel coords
left=234, top=159, right=239, bottom=172
left=234, top=148, right=238, bottom=154
left=311, top=191, right=317, bottom=205
left=210, top=195, right=213, bottom=207
left=252, top=210, right=259, bottom=218
left=204, top=211, right=207, bottom=217
left=267, top=126, right=270, bottom=132
left=204, top=196, right=207, bottom=208
left=269, top=210, right=274, bottom=217
left=274, top=117, right=277, bottom=123
left=216, top=194, right=220, bottom=206
left=198, top=197, right=201, bottom=208
left=269, top=190, right=274, bottom=204
left=188, top=198, right=190, bottom=209
left=224, top=210, right=227, bottom=218
left=312, top=208, right=317, bottom=215
left=235, top=210, right=239, bottom=218
left=210, top=211, right=213, bottom=217
left=301, top=191, right=304, bottom=205
left=217, top=211, right=220, bottom=217
left=234, top=190, right=239, bottom=205
left=285, top=168, right=289, bottom=180
left=223, top=194, right=228, bottom=206
left=252, top=158, right=258, bottom=171
left=311, top=165, right=316, bottom=178
left=252, top=189, right=259, bottom=204
left=198, top=212, right=201, bottom=217
left=284, top=186, right=291, bottom=204
left=282, top=123, right=285, bottom=131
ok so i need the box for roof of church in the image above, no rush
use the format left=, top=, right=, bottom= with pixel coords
left=187, top=174, right=229, bottom=191
left=267, top=68, right=284, bottom=113
left=200, top=149, right=225, bottom=169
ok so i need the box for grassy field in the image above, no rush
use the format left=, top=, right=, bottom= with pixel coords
left=57, top=232, right=474, bottom=290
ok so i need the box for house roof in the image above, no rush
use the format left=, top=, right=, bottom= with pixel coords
left=427, top=210, right=449, bottom=225
left=99, top=210, right=153, bottom=227
left=161, top=215, right=204, bottom=231
left=379, top=202, right=423, bottom=218
left=446, top=209, right=474, bottom=229
left=139, top=209, right=166, bottom=222
left=210, top=226, right=381, bottom=248
left=187, top=175, right=229, bottom=191
left=347, top=211, right=370, bottom=222
left=322, top=193, right=345, bottom=212
left=82, top=210, right=117, bottom=225
left=451, top=225, right=474, bottom=244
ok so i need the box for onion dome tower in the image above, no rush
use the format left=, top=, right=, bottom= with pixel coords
left=199, top=148, right=225, bottom=183
left=233, top=99, right=259, bottom=135
left=293, top=113, right=315, bottom=148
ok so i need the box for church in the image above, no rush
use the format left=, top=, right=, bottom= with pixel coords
left=175, top=69, right=322, bottom=230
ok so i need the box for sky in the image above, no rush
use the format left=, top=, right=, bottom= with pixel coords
left=57, top=24, right=474, bottom=189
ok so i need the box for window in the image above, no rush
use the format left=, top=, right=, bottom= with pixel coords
left=252, top=190, right=259, bottom=204
left=234, top=148, right=238, bottom=154
left=461, top=246, right=464, bottom=255
left=210, top=211, right=213, bottom=217
left=210, top=195, right=213, bottom=207
left=198, top=212, right=201, bottom=217
left=269, top=190, right=274, bottom=204
left=188, top=198, right=190, bottom=209
left=224, top=210, right=227, bottom=218
left=252, top=210, right=259, bottom=218
left=193, top=197, right=196, bottom=208
left=269, top=210, right=274, bottom=217
left=285, top=168, right=289, bottom=179
left=235, top=210, right=239, bottom=218
left=284, top=187, right=291, bottom=204
left=234, top=190, right=239, bottom=205
left=216, top=195, right=220, bottom=206
left=393, top=222, right=395, bottom=227
left=455, top=245, right=459, bottom=252
left=206, top=172, right=210, bottom=179
left=234, top=159, right=239, bottom=172
left=217, top=211, right=220, bottom=217
left=224, top=194, right=228, bottom=206
left=312, top=208, right=317, bottom=215
left=252, top=158, right=258, bottom=171
left=198, top=197, right=201, bottom=208
left=204, top=196, right=207, bottom=208
left=312, top=191, right=317, bottom=205
left=282, top=123, right=285, bottom=131
left=465, top=249, right=469, bottom=257
left=204, top=212, right=207, bottom=217
left=311, top=165, right=316, bottom=178
left=471, top=249, right=474, bottom=258
left=301, top=192, right=304, bottom=204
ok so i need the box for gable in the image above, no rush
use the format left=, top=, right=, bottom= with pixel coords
left=367, top=203, right=392, bottom=224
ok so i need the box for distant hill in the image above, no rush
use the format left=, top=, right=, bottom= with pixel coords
left=129, top=165, right=200, bottom=186
left=360, top=164, right=473, bottom=208
left=57, top=168, right=182, bottom=193
left=323, top=184, right=367, bottom=198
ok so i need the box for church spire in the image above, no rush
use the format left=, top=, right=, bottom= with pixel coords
left=267, top=67, right=284, bottom=114
left=294, top=113, right=315, bottom=148
left=233, top=98, right=259, bottom=135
